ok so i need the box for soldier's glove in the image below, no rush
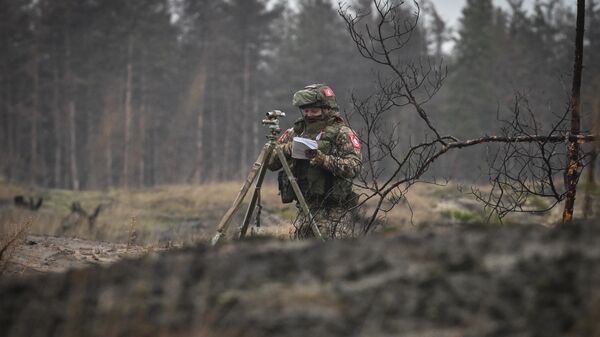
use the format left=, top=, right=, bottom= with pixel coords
left=309, top=150, right=327, bottom=167
left=278, top=142, right=293, bottom=158
left=305, top=149, right=318, bottom=159
left=305, top=140, right=330, bottom=158
left=316, top=140, right=331, bottom=153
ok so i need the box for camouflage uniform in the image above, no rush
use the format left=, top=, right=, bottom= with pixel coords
left=268, top=84, right=362, bottom=239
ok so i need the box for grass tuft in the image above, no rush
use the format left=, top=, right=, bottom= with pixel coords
left=444, top=209, right=481, bottom=223
left=0, top=219, right=32, bottom=275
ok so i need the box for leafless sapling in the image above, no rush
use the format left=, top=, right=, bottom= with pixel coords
left=338, top=0, right=595, bottom=233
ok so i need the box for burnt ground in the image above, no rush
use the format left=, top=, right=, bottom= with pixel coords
left=1, top=222, right=600, bottom=337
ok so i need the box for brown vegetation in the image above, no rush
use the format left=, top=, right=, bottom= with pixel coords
left=2, top=220, right=600, bottom=337
left=0, top=219, right=31, bottom=275
left=339, top=0, right=595, bottom=231
left=0, top=182, right=294, bottom=246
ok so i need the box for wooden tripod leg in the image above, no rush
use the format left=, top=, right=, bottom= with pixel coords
left=275, top=147, right=324, bottom=241
left=239, top=145, right=274, bottom=239
left=211, top=142, right=272, bottom=245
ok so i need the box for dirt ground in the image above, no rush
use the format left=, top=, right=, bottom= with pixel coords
left=2, top=235, right=159, bottom=277
left=2, top=221, right=600, bottom=337
left=0, top=184, right=600, bottom=337
left=0, top=181, right=587, bottom=280
left=2, top=182, right=599, bottom=337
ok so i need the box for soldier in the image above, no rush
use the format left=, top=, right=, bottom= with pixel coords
left=268, top=84, right=362, bottom=239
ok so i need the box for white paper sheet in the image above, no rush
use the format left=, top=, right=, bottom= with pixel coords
left=292, top=137, right=318, bottom=159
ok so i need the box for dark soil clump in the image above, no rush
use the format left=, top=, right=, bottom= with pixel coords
left=2, top=222, right=600, bottom=337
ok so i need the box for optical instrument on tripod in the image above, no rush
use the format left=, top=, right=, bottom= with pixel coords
left=211, top=110, right=323, bottom=245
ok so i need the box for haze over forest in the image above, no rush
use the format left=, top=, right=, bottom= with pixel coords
left=1, top=0, right=598, bottom=190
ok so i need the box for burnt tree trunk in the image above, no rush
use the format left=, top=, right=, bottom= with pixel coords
left=562, top=0, right=586, bottom=222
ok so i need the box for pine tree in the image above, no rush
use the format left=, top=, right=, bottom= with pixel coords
left=585, top=0, right=600, bottom=133
left=0, top=0, right=32, bottom=184
left=177, top=0, right=282, bottom=181
left=445, top=0, right=502, bottom=137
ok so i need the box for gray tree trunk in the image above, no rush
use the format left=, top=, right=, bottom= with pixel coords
left=52, top=49, right=62, bottom=188
left=192, top=64, right=207, bottom=184
left=68, top=100, right=79, bottom=190
left=252, top=88, right=259, bottom=162
left=123, top=35, right=134, bottom=189
left=30, top=42, right=39, bottom=186
left=65, top=31, right=79, bottom=190
left=239, top=44, right=251, bottom=178
left=1, top=81, right=11, bottom=182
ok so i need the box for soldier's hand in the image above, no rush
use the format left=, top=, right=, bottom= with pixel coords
left=305, top=140, right=330, bottom=161
left=309, top=150, right=327, bottom=167
left=279, top=142, right=292, bottom=157
left=305, top=149, right=318, bottom=159
left=316, top=140, right=331, bottom=153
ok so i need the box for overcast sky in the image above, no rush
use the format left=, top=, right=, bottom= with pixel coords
left=426, top=0, right=538, bottom=52
left=428, top=0, right=537, bottom=29
left=278, top=0, right=571, bottom=53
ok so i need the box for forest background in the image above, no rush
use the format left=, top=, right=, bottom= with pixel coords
left=2, top=0, right=599, bottom=191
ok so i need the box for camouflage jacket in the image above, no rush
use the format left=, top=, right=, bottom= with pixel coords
left=268, top=114, right=362, bottom=205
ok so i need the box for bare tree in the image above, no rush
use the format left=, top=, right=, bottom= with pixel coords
left=562, top=0, right=586, bottom=221
left=123, top=34, right=134, bottom=189
left=338, top=0, right=595, bottom=233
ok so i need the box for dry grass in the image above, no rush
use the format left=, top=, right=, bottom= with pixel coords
left=355, top=183, right=465, bottom=232
left=0, top=219, right=32, bottom=275
left=0, top=179, right=577, bottom=250
left=358, top=181, right=572, bottom=232
left=0, top=182, right=294, bottom=246
left=126, top=216, right=137, bottom=251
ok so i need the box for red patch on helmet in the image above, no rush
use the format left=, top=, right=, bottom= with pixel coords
left=323, top=87, right=335, bottom=97
left=348, top=132, right=361, bottom=149
left=277, top=129, right=290, bottom=143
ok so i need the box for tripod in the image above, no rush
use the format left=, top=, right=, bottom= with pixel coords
left=211, top=111, right=323, bottom=245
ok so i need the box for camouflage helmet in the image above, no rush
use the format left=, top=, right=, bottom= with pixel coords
left=292, top=84, right=338, bottom=110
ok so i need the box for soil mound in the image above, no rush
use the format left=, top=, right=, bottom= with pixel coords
left=2, top=223, right=600, bottom=337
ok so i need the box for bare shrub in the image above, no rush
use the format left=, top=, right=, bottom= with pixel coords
left=0, top=219, right=32, bottom=275
left=338, top=0, right=594, bottom=232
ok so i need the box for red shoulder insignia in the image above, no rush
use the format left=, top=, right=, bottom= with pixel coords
left=323, top=87, right=335, bottom=97
left=348, top=132, right=361, bottom=149
left=334, top=116, right=344, bottom=123
left=277, top=129, right=291, bottom=143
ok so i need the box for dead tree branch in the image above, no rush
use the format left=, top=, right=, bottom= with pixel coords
left=60, top=202, right=105, bottom=233
left=339, top=0, right=595, bottom=233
